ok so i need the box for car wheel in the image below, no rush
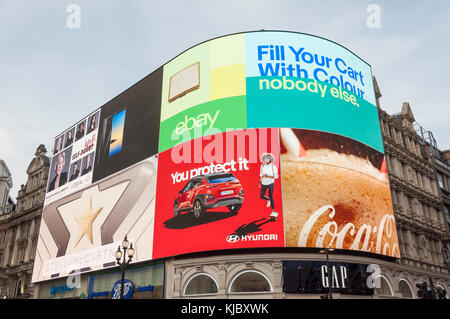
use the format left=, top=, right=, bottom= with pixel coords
left=193, top=200, right=205, bottom=218
left=228, top=204, right=241, bottom=212
left=174, top=202, right=180, bottom=217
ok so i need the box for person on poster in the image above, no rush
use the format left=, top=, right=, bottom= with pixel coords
left=53, top=136, right=63, bottom=155
left=65, top=130, right=74, bottom=148
left=69, top=161, right=80, bottom=182
left=81, top=154, right=93, bottom=176
left=259, top=153, right=279, bottom=218
left=87, top=114, right=97, bottom=134
left=48, top=152, right=68, bottom=192
left=75, top=121, right=85, bottom=141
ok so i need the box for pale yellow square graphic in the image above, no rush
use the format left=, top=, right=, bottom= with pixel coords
left=210, top=64, right=246, bottom=100
left=210, top=34, right=245, bottom=68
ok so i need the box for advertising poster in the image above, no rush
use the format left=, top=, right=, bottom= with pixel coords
left=245, top=31, right=383, bottom=153
left=34, top=67, right=163, bottom=283
left=45, top=110, right=100, bottom=206
left=32, top=156, right=158, bottom=282
left=153, top=128, right=284, bottom=259
left=241, top=31, right=398, bottom=257
left=280, top=128, right=399, bottom=257
left=92, top=67, right=163, bottom=183
left=158, top=34, right=247, bottom=152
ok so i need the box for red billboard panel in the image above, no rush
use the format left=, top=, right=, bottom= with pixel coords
left=153, top=128, right=285, bottom=258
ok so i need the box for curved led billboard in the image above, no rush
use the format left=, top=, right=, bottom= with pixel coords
left=32, top=31, right=399, bottom=283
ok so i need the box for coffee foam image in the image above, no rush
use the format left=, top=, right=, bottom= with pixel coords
left=281, top=129, right=400, bottom=258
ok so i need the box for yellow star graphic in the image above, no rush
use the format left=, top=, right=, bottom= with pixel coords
left=74, top=196, right=103, bottom=247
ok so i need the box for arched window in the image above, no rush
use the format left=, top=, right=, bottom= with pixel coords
left=183, top=273, right=218, bottom=296
left=374, top=275, right=394, bottom=297
left=228, top=270, right=272, bottom=293
left=399, top=279, right=414, bottom=299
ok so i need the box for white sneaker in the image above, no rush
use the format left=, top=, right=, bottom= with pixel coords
left=267, top=200, right=271, bottom=207
left=270, top=211, right=278, bottom=218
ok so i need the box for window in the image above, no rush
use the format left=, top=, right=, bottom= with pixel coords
left=19, top=247, right=26, bottom=263
left=34, top=219, right=40, bottom=234
left=414, top=141, right=420, bottom=156
left=422, top=205, right=429, bottom=221
left=415, top=199, right=422, bottom=216
left=417, top=172, right=423, bottom=188
left=207, top=174, right=237, bottom=184
left=401, top=134, right=407, bottom=149
left=424, top=176, right=430, bottom=191
left=374, top=276, right=394, bottom=297
left=14, top=280, right=24, bottom=297
left=408, top=196, right=414, bottom=213
left=2, top=187, right=8, bottom=208
left=7, top=247, right=13, bottom=265
left=181, top=180, right=195, bottom=193
left=437, top=173, right=444, bottom=189
left=398, top=192, right=406, bottom=209
left=395, top=159, right=402, bottom=177
left=29, top=244, right=37, bottom=261
left=402, top=163, right=408, bottom=180
left=431, top=179, right=438, bottom=195
left=229, top=270, right=272, bottom=293
left=396, top=131, right=403, bottom=146
left=408, top=167, right=415, bottom=183
left=183, top=273, right=218, bottom=296
left=24, top=223, right=31, bottom=238
left=444, top=206, right=450, bottom=225
left=399, top=279, right=414, bottom=299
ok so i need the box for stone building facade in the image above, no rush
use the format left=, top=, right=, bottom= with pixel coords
left=0, top=160, right=15, bottom=216
left=374, top=77, right=450, bottom=295
left=0, top=145, right=49, bottom=298
left=430, top=145, right=450, bottom=238
left=424, top=125, right=450, bottom=270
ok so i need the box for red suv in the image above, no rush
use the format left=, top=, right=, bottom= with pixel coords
left=174, top=173, right=244, bottom=218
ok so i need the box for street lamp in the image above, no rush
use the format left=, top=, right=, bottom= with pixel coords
left=319, top=248, right=335, bottom=299
left=115, top=235, right=135, bottom=299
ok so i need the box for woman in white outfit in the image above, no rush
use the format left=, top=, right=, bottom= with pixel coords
left=259, top=153, right=279, bottom=218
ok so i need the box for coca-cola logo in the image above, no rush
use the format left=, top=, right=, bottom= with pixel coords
left=298, top=205, right=400, bottom=257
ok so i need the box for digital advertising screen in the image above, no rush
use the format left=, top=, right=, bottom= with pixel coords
left=32, top=30, right=399, bottom=283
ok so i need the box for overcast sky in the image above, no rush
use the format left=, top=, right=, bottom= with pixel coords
left=1, top=0, right=449, bottom=198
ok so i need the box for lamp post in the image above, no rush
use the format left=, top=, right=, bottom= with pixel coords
left=115, top=235, right=135, bottom=299
left=319, top=248, right=335, bottom=299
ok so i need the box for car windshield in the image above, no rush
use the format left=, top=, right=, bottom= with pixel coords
left=207, top=174, right=237, bottom=184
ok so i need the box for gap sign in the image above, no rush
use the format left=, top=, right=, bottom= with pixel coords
left=282, top=261, right=374, bottom=295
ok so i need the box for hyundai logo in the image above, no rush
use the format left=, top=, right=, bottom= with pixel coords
left=226, top=235, right=240, bottom=243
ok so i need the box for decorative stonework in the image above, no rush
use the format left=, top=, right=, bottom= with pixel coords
left=0, top=145, right=49, bottom=299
